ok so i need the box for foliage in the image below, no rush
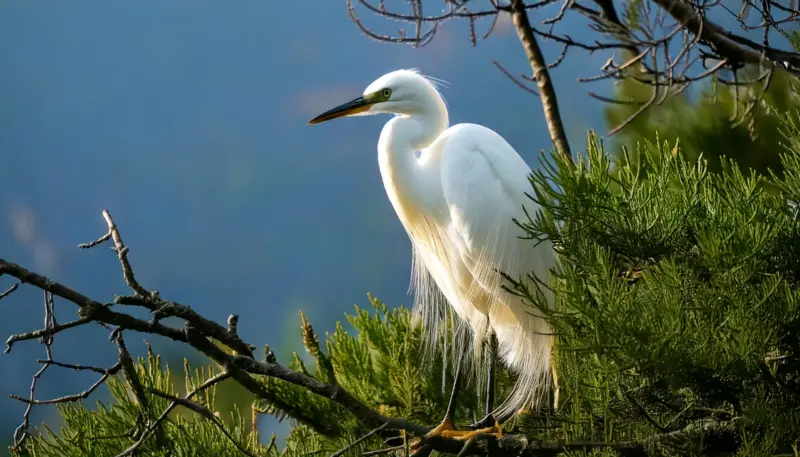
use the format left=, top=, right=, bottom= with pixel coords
left=517, top=123, right=800, bottom=454
left=16, top=348, right=261, bottom=457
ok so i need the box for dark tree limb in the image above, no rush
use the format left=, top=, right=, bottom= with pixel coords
left=114, top=295, right=255, bottom=358
left=331, top=422, right=389, bottom=457
left=510, top=0, right=573, bottom=161
left=651, top=0, right=800, bottom=74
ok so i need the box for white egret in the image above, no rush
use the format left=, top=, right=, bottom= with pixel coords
left=309, top=69, right=557, bottom=442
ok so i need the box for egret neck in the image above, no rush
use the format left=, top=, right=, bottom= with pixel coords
left=377, top=97, right=449, bottom=220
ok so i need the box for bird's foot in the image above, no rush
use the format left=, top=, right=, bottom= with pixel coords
left=409, top=417, right=503, bottom=456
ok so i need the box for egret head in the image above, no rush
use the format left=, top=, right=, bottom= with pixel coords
left=308, top=69, right=445, bottom=125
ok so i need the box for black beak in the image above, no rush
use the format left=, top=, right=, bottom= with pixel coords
left=308, top=96, right=371, bottom=125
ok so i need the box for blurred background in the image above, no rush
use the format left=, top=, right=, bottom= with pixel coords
left=0, top=0, right=791, bottom=452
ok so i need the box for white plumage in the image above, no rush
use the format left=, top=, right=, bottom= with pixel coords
left=310, top=69, right=556, bottom=424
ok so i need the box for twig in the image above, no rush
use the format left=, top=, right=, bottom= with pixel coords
left=11, top=291, right=58, bottom=450
left=114, top=371, right=231, bottom=457
left=492, top=59, right=540, bottom=96
left=10, top=362, right=122, bottom=405
left=78, top=232, right=111, bottom=249
left=147, top=388, right=258, bottom=457
left=651, top=0, right=800, bottom=73
left=362, top=445, right=406, bottom=456
left=80, top=209, right=151, bottom=297
left=12, top=361, right=49, bottom=449
left=0, top=282, right=20, bottom=300
left=330, top=422, right=389, bottom=457
left=0, top=258, right=101, bottom=311
left=36, top=358, right=117, bottom=373
left=116, top=333, right=151, bottom=413
left=5, top=316, right=93, bottom=353
left=115, top=295, right=255, bottom=358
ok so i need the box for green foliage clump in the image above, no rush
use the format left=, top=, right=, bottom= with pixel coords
left=519, top=125, right=800, bottom=454
left=16, top=348, right=261, bottom=457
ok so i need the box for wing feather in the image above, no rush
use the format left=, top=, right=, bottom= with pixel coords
left=438, top=123, right=555, bottom=415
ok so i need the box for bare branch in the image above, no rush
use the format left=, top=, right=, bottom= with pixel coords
left=607, top=70, right=661, bottom=136
left=10, top=291, right=58, bottom=450
left=148, top=388, right=258, bottom=457
left=492, top=59, right=540, bottom=96
left=82, top=209, right=152, bottom=298
left=331, top=422, right=389, bottom=457
left=115, top=295, right=255, bottom=358
left=0, top=282, right=20, bottom=300
left=116, top=333, right=151, bottom=413
left=37, top=358, right=119, bottom=373
left=5, top=316, right=93, bottom=353
left=651, top=0, right=800, bottom=73
left=510, top=0, right=572, bottom=160
left=77, top=232, right=111, bottom=249
left=10, top=362, right=121, bottom=405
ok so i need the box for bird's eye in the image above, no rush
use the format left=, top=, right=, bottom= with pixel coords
left=382, top=88, right=392, bottom=98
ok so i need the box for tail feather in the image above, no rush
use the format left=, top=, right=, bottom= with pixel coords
left=492, top=310, right=553, bottom=419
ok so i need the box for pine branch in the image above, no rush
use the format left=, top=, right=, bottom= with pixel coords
left=299, top=310, right=337, bottom=385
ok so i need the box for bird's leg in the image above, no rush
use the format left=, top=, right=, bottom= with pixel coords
left=468, top=333, right=502, bottom=432
left=430, top=354, right=462, bottom=434
left=410, top=347, right=501, bottom=454
left=408, top=357, right=465, bottom=453
left=414, top=352, right=463, bottom=444
left=484, top=332, right=497, bottom=419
